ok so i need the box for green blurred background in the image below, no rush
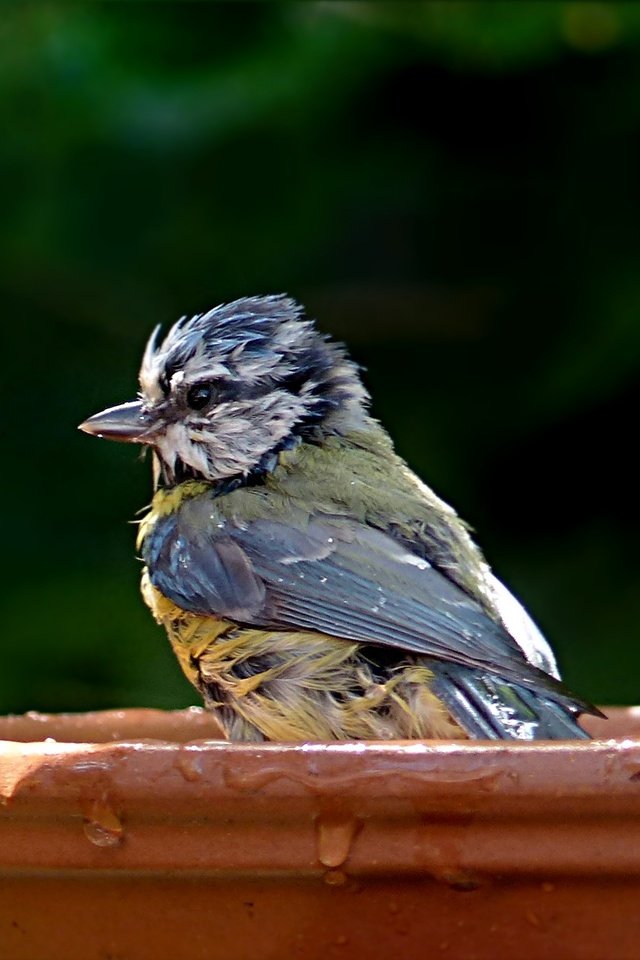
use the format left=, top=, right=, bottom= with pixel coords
left=1, top=1, right=638, bottom=715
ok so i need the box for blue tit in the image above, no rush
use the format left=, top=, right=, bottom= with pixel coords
left=79, top=295, right=599, bottom=741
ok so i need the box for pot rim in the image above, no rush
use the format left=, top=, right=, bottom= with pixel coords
left=0, top=706, right=639, bottom=880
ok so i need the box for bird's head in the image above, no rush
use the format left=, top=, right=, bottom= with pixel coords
left=79, top=295, right=369, bottom=486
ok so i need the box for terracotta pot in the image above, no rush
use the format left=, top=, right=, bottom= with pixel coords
left=0, top=707, right=638, bottom=960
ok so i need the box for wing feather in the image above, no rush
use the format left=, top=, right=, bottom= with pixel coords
left=144, top=504, right=585, bottom=704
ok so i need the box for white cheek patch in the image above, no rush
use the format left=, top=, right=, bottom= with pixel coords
left=153, top=426, right=179, bottom=471
left=155, top=423, right=212, bottom=478
left=164, top=393, right=309, bottom=480
left=184, top=440, right=214, bottom=477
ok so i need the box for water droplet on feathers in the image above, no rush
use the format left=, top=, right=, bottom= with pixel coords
left=83, top=799, right=124, bottom=847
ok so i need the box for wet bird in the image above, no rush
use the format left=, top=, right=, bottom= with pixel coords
left=80, top=295, right=598, bottom=741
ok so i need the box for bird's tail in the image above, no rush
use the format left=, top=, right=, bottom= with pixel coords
left=431, top=663, right=593, bottom=740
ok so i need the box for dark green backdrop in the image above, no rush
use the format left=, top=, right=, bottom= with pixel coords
left=2, top=2, right=639, bottom=714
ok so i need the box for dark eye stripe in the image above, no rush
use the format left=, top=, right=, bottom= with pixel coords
left=179, top=375, right=298, bottom=410
left=187, top=382, right=215, bottom=410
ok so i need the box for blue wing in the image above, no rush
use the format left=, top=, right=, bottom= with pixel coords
left=142, top=497, right=592, bottom=720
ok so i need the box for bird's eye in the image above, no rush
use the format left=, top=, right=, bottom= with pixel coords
left=187, top=382, right=215, bottom=410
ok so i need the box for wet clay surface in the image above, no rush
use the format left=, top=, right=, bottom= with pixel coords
left=0, top=707, right=638, bottom=959
left=3, top=874, right=640, bottom=960
left=0, top=706, right=225, bottom=743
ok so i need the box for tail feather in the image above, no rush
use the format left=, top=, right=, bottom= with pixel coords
left=431, top=664, right=592, bottom=740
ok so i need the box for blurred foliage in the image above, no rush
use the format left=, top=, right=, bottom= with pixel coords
left=1, top=1, right=639, bottom=715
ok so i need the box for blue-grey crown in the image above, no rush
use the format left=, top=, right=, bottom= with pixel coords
left=140, top=294, right=369, bottom=417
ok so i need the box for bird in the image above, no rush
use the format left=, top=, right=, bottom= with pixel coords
left=79, top=294, right=599, bottom=742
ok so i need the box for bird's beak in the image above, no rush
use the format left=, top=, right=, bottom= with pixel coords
left=78, top=400, right=158, bottom=444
